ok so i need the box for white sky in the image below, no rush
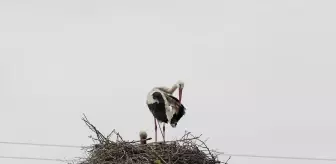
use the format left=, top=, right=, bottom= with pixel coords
left=1, top=0, right=336, bottom=164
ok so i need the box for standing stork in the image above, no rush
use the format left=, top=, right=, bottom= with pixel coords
left=146, top=80, right=186, bottom=142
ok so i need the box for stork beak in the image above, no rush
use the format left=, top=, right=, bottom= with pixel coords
left=178, top=88, right=183, bottom=102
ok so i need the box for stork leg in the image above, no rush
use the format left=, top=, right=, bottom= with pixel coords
left=154, top=117, right=157, bottom=142
left=163, top=123, right=165, bottom=143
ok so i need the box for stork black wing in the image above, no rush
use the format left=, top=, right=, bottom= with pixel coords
left=167, top=94, right=180, bottom=103
left=152, top=91, right=165, bottom=104
left=166, top=94, right=186, bottom=113
left=148, top=91, right=169, bottom=123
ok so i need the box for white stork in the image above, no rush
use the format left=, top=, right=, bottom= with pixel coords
left=146, top=80, right=186, bottom=142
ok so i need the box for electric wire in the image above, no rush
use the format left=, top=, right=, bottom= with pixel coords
left=0, top=141, right=83, bottom=148
left=217, top=152, right=336, bottom=162
left=1, top=141, right=336, bottom=162
left=0, top=155, right=69, bottom=162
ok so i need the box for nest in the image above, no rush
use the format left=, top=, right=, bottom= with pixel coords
left=70, top=114, right=228, bottom=164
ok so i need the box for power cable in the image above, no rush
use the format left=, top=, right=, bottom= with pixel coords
left=218, top=152, right=336, bottom=162
left=1, top=141, right=336, bottom=162
left=0, top=141, right=83, bottom=148
left=0, top=155, right=69, bottom=162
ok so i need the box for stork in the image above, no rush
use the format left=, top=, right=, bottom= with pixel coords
left=146, top=80, right=186, bottom=142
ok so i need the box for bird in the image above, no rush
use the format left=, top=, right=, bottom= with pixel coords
left=146, top=80, right=186, bottom=143
left=139, top=130, right=148, bottom=145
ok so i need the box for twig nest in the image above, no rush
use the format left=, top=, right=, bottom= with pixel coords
left=76, top=115, right=222, bottom=164
left=139, top=130, right=147, bottom=139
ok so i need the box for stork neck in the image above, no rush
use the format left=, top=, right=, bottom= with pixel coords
left=169, top=84, right=178, bottom=94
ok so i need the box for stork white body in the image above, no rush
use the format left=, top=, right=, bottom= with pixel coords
left=146, top=88, right=175, bottom=123
left=146, top=81, right=186, bottom=142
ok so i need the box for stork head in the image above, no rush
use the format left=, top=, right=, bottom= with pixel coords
left=139, top=130, right=147, bottom=140
left=176, top=80, right=184, bottom=100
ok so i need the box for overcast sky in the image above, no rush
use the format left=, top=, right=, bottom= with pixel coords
left=1, top=0, right=336, bottom=164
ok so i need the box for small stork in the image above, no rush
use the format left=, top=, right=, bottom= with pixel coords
left=139, top=130, right=148, bottom=145
left=146, top=80, right=186, bottom=142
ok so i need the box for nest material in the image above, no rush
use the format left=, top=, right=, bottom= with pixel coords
left=72, top=114, right=225, bottom=164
